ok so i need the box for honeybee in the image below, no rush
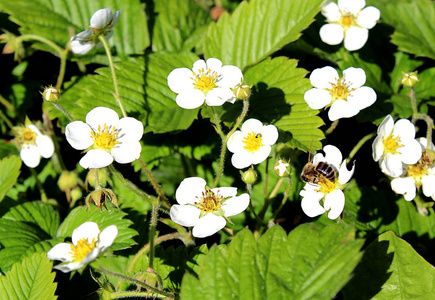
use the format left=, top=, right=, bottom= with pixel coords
left=300, top=142, right=336, bottom=184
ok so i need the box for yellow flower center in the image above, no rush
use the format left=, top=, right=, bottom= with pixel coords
left=69, top=237, right=96, bottom=262
left=339, top=12, right=356, bottom=29
left=243, top=132, right=263, bottom=153
left=196, top=189, right=223, bottom=213
left=22, top=128, right=37, bottom=144
left=91, top=124, right=119, bottom=150
left=328, top=78, right=353, bottom=101
left=383, top=133, right=403, bottom=155
left=316, top=177, right=338, bottom=195
left=191, top=68, right=218, bottom=94
left=407, top=164, right=427, bottom=180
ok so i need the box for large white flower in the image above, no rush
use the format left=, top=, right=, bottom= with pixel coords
left=167, top=58, right=243, bottom=109
left=47, top=222, right=117, bottom=273
left=14, top=124, right=54, bottom=168
left=319, top=0, right=380, bottom=51
left=71, top=8, right=121, bottom=55
left=65, top=107, right=143, bottom=169
left=304, top=66, right=377, bottom=121
left=300, top=145, right=355, bottom=220
left=170, top=177, right=250, bottom=238
left=227, top=118, right=278, bottom=169
left=372, top=115, right=422, bottom=177
left=391, top=138, right=435, bottom=201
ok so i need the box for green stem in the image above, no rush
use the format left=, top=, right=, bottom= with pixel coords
left=0, top=94, right=15, bottom=114
left=269, top=175, right=292, bottom=224
left=409, top=86, right=433, bottom=149
left=258, top=177, right=284, bottom=221
left=97, top=267, right=175, bottom=299
left=50, top=102, right=75, bottom=122
left=55, top=50, right=68, bottom=90
left=246, top=183, right=267, bottom=227
left=18, top=34, right=64, bottom=55
left=30, top=168, right=48, bottom=203
left=212, top=98, right=250, bottom=188
left=98, top=35, right=126, bottom=118
left=0, top=110, right=15, bottom=130
left=136, top=158, right=170, bottom=208
left=262, top=158, right=269, bottom=199
left=107, top=290, right=173, bottom=300
left=325, top=119, right=339, bottom=135
left=42, top=112, right=67, bottom=172
left=347, top=132, right=376, bottom=163
left=210, top=106, right=226, bottom=139
left=148, top=204, right=159, bottom=269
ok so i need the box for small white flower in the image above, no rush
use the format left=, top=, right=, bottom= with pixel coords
left=372, top=115, right=422, bottom=177
left=71, top=8, right=121, bottom=55
left=274, top=159, right=290, bottom=177
left=391, top=138, right=435, bottom=201
left=304, top=66, right=377, bottom=121
left=47, top=222, right=117, bottom=273
left=167, top=58, right=243, bottom=109
left=300, top=145, right=355, bottom=220
left=65, top=107, right=143, bottom=169
left=227, top=118, right=278, bottom=169
left=170, top=177, right=250, bottom=238
left=319, top=0, right=380, bottom=51
left=14, top=124, right=54, bottom=168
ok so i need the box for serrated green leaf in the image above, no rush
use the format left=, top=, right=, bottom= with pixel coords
left=56, top=205, right=137, bottom=251
left=205, top=0, right=324, bottom=70
left=2, top=201, right=60, bottom=237
left=343, top=230, right=435, bottom=299
left=374, top=0, right=435, bottom=60
left=0, top=252, right=57, bottom=300
left=181, top=224, right=364, bottom=299
left=152, top=0, right=211, bottom=53
left=0, top=156, right=21, bottom=203
left=0, top=0, right=149, bottom=57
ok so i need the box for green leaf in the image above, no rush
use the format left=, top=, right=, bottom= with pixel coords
left=0, top=252, right=57, bottom=300
left=181, top=224, right=364, bottom=299
left=0, top=0, right=149, bottom=57
left=56, top=205, right=137, bottom=251
left=152, top=0, right=211, bottom=53
left=374, top=0, right=435, bottom=60
left=343, top=231, right=435, bottom=299
left=205, top=0, right=324, bottom=70
left=0, top=156, right=21, bottom=203
left=2, top=201, right=60, bottom=238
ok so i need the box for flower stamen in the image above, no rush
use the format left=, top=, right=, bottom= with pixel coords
left=69, top=237, right=96, bottom=262
left=191, top=68, right=219, bottom=94
left=316, top=177, right=338, bottom=195
left=339, top=12, right=356, bottom=29
left=243, top=132, right=263, bottom=153
left=383, top=133, right=403, bottom=155
left=327, top=78, right=353, bottom=101
left=91, top=124, right=120, bottom=150
left=196, top=189, right=223, bottom=213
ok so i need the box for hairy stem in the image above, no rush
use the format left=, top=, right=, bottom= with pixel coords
left=136, top=158, right=170, bottom=208
left=148, top=204, right=159, bottom=269
left=347, top=132, right=376, bottom=163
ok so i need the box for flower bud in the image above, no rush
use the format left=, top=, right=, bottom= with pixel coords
left=41, top=86, right=60, bottom=102
left=58, top=171, right=78, bottom=192
left=85, top=188, right=118, bottom=210
left=86, top=168, right=108, bottom=188
left=241, top=168, right=257, bottom=185
left=71, top=187, right=83, bottom=203
left=233, top=81, right=251, bottom=100
left=134, top=268, right=163, bottom=292
left=274, top=159, right=290, bottom=177
left=401, top=71, right=419, bottom=88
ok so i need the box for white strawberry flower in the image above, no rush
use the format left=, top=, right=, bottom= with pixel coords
left=304, top=66, right=377, bottom=121
left=319, top=0, right=380, bottom=51
left=65, top=107, right=143, bottom=169
left=47, top=222, right=118, bottom=273
left=70, top=8, right=121, bottom=55
left=167, top=58, right=243, bottom=109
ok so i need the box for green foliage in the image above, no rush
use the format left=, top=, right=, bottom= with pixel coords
left=343, top=231, right=435, bottom=299
left=0, top=156, right=21, bottom=203
left=0, top=252, right=57, bottom=300
left=181, top=224, right=364, bottom=299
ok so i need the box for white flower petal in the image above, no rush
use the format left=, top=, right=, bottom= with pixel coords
left=372, top=135, right=385, bottom=162
left=422, top=175, right=435, bottom=200
left=218, top=65, right=243, bottom=88
left=398, top=140, right=422, bottom=165
left=241, top=118, right=263, bottom=134
left=338, top=0, right=366, bottom=14
left=72, top=222, right=100, bottom=246
left=301, top=189, right=325, bottom=217
left=381, top=154, right=404, bottom=177
left=323, top=189, right=345, bottom=220
left=20, top=146, right=41, bottom=168
left=205, top=58, right=223, bottom=71
left=304, top=88, right=332, bottom=109
left=176, top=90, right=205, bottom=109
left=35, top=135, right=54, bottom=158
left=319, top=24, right=344, bottom=46
left=117, top=117, right=144, bottom=142
left=211, top=187, right=237, bottom=198
left=170, top=204, right=201, bottom=227
left=321, top=0, right=340, bottom=21
left=227, top=131, right=245, bottom=153
left=231, top=151, right=255, bottom=169
left=309, top=66, right=339, bottom=89
left=98, top=225, right=118, bottom=251
left=323, top=145, right=343, bottom=169
left=192, top=214, right=226, bottom=238
left=111, top=141, right=142, bottom=164
left=167, top=68, right=195, bottom=94
left=378, top=115, right=394, bottom=137
left=344, top=27, right=369, bottom=51
left=71, top=41, right=94, bottom=55
left=86, top=107, right=119, bottom=131
left=251, top=145, right=272, bottom=165
left=65, top=121, right=93, bottom=150
left=348, top=86, right=377, bottom=110
left=261, top=124, right=278, bottom=145
left=222, top=193, right=250, bottom=217
left=205, top=87, right=234, bottom=106
left=357, top=6, right=381, bottom=29
left=53, top=261, right=85, bottom=273
left=328, top=99, right=360, bottom=121
left=81, top=248, right=102, bottom=265
left=90, top=8, right=113, bottom=28
left=338, top=160, right=355, bottom=185
left=175, top=177, right=206, bottom=205
left=192, top=59, right=207, bottom=73
left=79, top=149, right=114, bottom=169
left=391, top=177, right=416, bottom=201
left=47, top=243, right=74, bottom=262
left=393, top=119, right=416, bottom=141
left=343, top=68, right=366, bottom=89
